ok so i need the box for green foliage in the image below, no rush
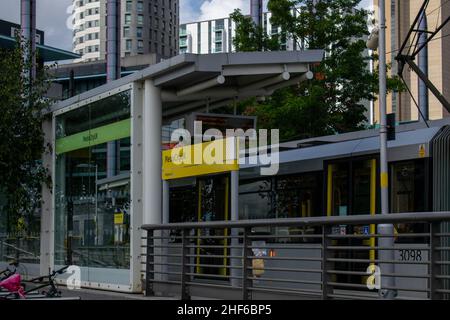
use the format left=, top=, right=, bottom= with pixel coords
left=230, top=9, right=281, bottom=52
left=231, top=0, right=404, bottom=141
left=0, top=36, right=52, bottom=233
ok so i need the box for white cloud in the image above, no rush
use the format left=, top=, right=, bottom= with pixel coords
left=198, top=0, right=249, bottom=21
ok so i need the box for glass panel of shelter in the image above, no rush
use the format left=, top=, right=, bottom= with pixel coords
left=54, top=91, right=131, bottom=285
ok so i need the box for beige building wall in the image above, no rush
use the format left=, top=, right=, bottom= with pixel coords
left=373, top=0, right=449, bottom=124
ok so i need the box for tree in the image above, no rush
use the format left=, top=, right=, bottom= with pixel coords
left=231, top=0, right=403, bottom=141
left=0, top=36, right=52, bottom=234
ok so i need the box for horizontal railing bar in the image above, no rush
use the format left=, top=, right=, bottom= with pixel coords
left=142, top=212, right=450, bottom=231
left=186, top=236, right=242, bottom=240
left=185, top=263, right=240, bottom=269
left=327, top=258, right=430, bottom=264
left=247, top=277, right=321, bottom=285
left=327, top=270, right=431, bottom=278
left=249, top=285, right=322, bottom=296
left=147, top=253, right=183, bottom=258
left=248, top=256, right=322, bottom=262
left=328, top=246, right=430, bottom=251
left=185, top=273, right=242, bottom=280
left=248, top=245, right=323, bottom=249
left=186, top=245, right=243, bottom=249
left=185, top=254, right=243, bottom=259
left=435, top=275, right=450, bottom=279
left=327, top=234, right=429, bottom=239
left=436, top=289, right=450, bottom=293
left=327, top=293, right=377, bottom=300
left=185, top=281, right=238, bottom=290
left=327, top=282, right=430, bottom=293
left=436, top=261, right=450, bottom=265
left=248, top=235, right=321, bottom=239
left=146, top=262, right=182, bottom=267
left=147, top=271, right=182, bottom=276
left=249, top=267, right=322, bottom=274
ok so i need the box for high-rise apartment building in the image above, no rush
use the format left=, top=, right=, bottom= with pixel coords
left=373, top=0, right=450, bottom=123
left=72, top=0, right=179, bottom=62
left=179, top=12, right=296, bottom=54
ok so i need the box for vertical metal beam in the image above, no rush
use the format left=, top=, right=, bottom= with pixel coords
left=242, top=227, right=252, bottom=300
left=322, top=226, right=333, bottom=300
left=143, top=79, right=163, bottom=285
left=145, top=230, right=154, bottom=296
left=250, top=0, right=263, bottom=26
left=418, top=11, right=429, bottom=122
left=230, top=170, right=240, bottom=287
left=430, top=222, right=442, bottom=300
left=181, top=229, right=191, bottom=300
left=378, top=0, right=396, bottom=299
left=106, top=0, right=121, bottom=178
left=21, top=0, right=36, bottom=82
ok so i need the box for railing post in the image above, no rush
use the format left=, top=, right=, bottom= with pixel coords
left=242, top=227, right=252, bottom=300
left=145, top=229, right=154, bottom=297
left=430, top=222, right=441, bottom=300
left=322, top=225, right=333, bottom=300
left=181, top=229, right=191, bottom=300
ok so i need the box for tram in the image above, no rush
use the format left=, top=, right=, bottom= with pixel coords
left=165, top=118, right=450, bottom=298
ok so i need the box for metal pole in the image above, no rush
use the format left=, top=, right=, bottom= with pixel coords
left=418, top=11, right=429, bottom=122
left=377, top=0, right=396, bottom=299
left=230, top=170, right=240, bottom=287
left=106, top=0, right=121, bottom=178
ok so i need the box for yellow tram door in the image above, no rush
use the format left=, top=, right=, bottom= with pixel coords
left=195, top=175, right=230, bottom=279
left=326, top=159, right=378, bottom=286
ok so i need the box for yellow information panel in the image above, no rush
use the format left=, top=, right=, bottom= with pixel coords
left=162, top=138, right=239, bottom=180
left=114, top=213, right=124, bottom=225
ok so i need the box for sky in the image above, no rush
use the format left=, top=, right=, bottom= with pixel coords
left=0, top=0, right=373, bottom=52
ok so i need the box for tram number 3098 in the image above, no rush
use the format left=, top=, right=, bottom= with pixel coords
left=398, top=249, right=423, bottom=262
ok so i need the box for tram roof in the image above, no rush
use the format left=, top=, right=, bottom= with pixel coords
left=47, top=50, right=324, bottom=117
left=241, top=118, right=450, bottom=178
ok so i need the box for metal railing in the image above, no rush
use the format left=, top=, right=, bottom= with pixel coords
left=142, top=212, right=450, bottom=300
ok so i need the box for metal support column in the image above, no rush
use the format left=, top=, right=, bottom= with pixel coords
left=242, top=227, right=253, bottom=300
left=377, top=0, right=396, bottom=299
left=143, top=79, right=163, bottom=285
left=230, top=170, right=240, bottom=287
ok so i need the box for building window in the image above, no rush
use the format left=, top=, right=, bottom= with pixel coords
left=137, top=14, right=144, bottom=25
left=125, top=14, right=131, bottom=25
left=126, top=0, right=132, bottom=12
left=126, top=39, right=132, bottom=51
left=123, top=26, right=130, bottom=38
left=138, top=40, right=144, bottom=50
left=137, top=27, right=143, bottom=38
left=137, top=1, right=143, bottom=12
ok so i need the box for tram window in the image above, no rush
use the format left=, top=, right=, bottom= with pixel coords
left=239, top=179, right=274, bottom=220
left=352, top=160, right=375, bottom=215
left=391, top=160, right=427, bottom=213
left=329, top=163, right=349, bottom=216
left=275, top=173, right=323, bottom=243
left=276, top=173, right=323, bottom=218
left=391, top=160, right=428, bottom=243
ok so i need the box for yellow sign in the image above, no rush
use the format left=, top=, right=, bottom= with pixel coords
left=419, top=144, right=426, bottom=158
left=114, top=213, right=124, bottom=225
left=162, top=138, right=239, bottom=180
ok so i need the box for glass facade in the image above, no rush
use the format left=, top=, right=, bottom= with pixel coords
left=54, top=90, right=131, bottom=285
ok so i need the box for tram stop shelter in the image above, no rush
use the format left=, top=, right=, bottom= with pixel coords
left=40, top=50, right=324, bottom=292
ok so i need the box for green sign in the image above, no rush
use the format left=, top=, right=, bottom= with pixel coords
left=56, top=118, right=131, bottom=155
